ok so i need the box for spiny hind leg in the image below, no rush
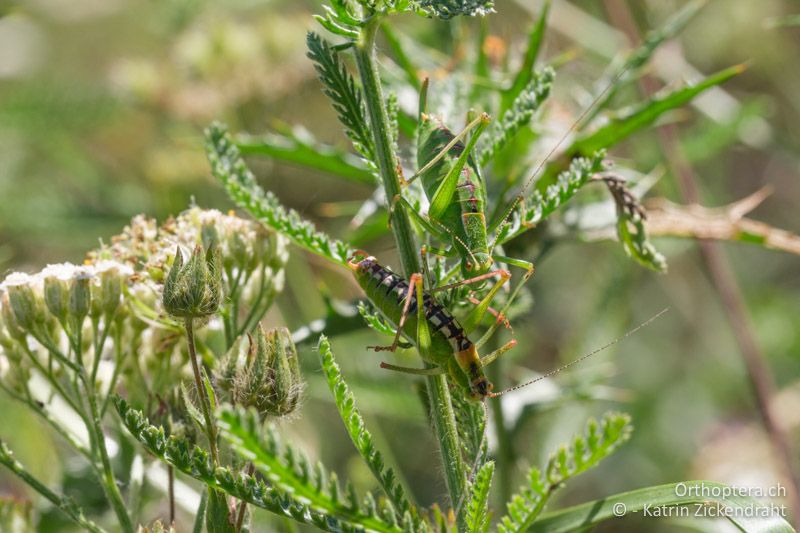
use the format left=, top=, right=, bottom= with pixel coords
left=368, top=273, right=422, bottom=353
left=426, top=268, right=513, bottom=335
left=475, top=255, right=534, bottom=348
left=379, top=362, right=445, bottom=375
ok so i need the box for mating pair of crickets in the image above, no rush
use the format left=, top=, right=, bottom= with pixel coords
left=344, top=80, right=651, bottom=402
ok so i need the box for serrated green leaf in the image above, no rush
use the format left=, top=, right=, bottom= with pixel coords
left=307, top=32, right=376, bottom=164
left=497, top=151, right=606, bottom=243
left=529, top=481, right=794, bottom=533
left=465, top=461, right=494, bottom=533
left=206, top=123, right=354, bottom=266
left=413, top=0, right=494, bottom=19
left=501, top=0, right=550, bottom=113
left=572, top=65, right=745, bottom=155
left=497, top=412, right=633, bottom=533
left=317, top=336, right=416, bottom=523
left=480, top=67, right=554, bottom=167
left=115, top=398, right=419, bottom=533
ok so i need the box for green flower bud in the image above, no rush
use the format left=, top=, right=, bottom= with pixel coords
left=68, top=268, right=92, bottom=325
left=235, top=325, right=302, bottom=418
left=162, top=245, right=223, bottom=319
left=93, top=261, right=131, bottom=319
left=0, top=293, right=26, bottom=341
left=3, top=273, right=44, bottom=332
left=43, top=275, right=69, bottom=323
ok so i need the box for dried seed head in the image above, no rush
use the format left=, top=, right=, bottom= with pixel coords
left=162, top=245, right=223, bottom=319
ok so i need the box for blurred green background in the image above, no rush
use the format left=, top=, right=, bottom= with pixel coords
left=1, top=0, right=799, bottom=531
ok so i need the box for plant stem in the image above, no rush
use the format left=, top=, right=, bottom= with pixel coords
left=82, top=369, right=134, bottom=532
left=354, top=19, right=420, bottom=278
left=354, top=18, right=467, bottom=528
left=185, top=317, right=220, bottom=466
left=0, top=441, right=107, bottom=533
left=488, top=362, right=514, bottom=505
left=235, top=463, right=256, bottom=531
left=168, top=465, right=176, bottom=525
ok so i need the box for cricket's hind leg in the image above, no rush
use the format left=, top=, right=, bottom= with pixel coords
left=474, top=255, right=534, bottom=349
left=368, top=273, right=423, bottom=353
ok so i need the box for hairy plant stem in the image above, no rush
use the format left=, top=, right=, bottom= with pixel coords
left=185, top=318, right=220, bottom=466
left=354, top=18, right=467, bottom=528
left=82, top=367, right=134, bottom=532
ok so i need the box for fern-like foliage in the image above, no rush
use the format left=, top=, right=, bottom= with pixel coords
left=318, top=336, right=417, bottom=524
left=497, top=412, right=633, bottom=533
left=116, top=397, right=420, bottom=533
left=464, top=461, right=494, bottom=533
left=413, top=0, right=494, bottom=19
left=313, top=0, right=363, bottom=39
left=307, top=32, right=376, bottom=168
left=498, top=151, right=606, bottom=243
left=206, top=123, right=353, bottom=266
left=480, top=67, right=555, bottom=167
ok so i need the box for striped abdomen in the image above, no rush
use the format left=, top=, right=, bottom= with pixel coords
left=348, top=254, right=493, bottom=399
left=355, top=257, right=472, bottom=353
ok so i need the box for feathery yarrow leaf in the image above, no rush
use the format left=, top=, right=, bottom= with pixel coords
left=480, top=67, right=555, bottom=167
left=413, top=0, right=494, bottom=19
left=465, top=461, right=494, bottom=533
left=307, top=32, right=376, bottom=165
left=318, top=336, right=416, bottom=522
left=115, top=397, right=418, bottom=533
left=499, top=150, right=606, bottom=244
left=498, top=412, right=633, bottom=533
left=206, top=123, right=354, bottom=266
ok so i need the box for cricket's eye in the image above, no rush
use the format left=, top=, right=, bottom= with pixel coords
left=465, top=261, right=473, bottom=271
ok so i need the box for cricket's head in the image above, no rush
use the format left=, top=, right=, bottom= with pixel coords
left=347, top=250, right=374, bottom=272
left=469, top=375, right=494, bottom=400
left=461, top=252, right=493, bottom=283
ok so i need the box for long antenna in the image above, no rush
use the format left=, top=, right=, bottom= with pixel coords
left=488, top=308, right=669, bottom=398
left=492, top=65, right=632, bottom=236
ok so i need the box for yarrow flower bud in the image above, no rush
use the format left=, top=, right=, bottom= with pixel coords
left=222, top=325, right=302, bottom=419
left=163, top=245, right=223, bottom=319
left=68, top=267, right=93, bottom=326
left=2, top=273, right=44, bottom=332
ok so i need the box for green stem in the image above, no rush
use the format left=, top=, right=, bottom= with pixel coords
left=82, top=370, right=133, bottom=533
left=354, top=18, right=467, bottom=527
left=488, top=361, right=514, bottom=505
left=354, top=19, right=420, bottom=278
left=0, top=441, right=107, bottom=533
left=185, top=318, right=220, bottom=466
